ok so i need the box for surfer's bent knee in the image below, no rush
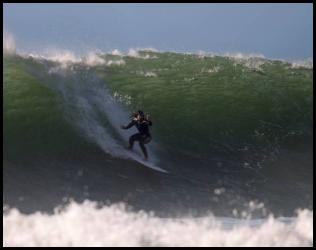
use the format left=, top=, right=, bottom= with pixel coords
left=142, top=135, right=151, bottom=144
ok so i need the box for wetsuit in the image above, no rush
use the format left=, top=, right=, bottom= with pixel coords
left=122, top=118, right=152, bottom=158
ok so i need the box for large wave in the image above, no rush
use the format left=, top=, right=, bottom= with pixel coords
left=3, top=48, right=313, bottom=246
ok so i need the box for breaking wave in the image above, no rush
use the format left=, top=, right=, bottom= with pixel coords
left=3, top=46, right=313, bottom=247
left=3, top=201, right=313, bottom=247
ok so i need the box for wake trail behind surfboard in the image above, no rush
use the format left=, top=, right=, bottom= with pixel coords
left=124, top=149, right=168, bottom=173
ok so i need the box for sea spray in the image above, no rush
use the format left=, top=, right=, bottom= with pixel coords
left=3, top=201, right=313, bottom=247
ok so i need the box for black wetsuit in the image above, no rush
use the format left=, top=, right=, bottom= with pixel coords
left=122, top=118, right=152, bottom=158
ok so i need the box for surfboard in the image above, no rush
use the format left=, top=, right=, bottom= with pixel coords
left=125, top=150, right=168, bottom=173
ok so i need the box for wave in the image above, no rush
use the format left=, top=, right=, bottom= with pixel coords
left=3, top=47, right=313, bottom=218
left=3, top=201, right=313, bottom=247
left=4, top=51, right=313, bottom=157
left=2, top=30, right=312, bottom=69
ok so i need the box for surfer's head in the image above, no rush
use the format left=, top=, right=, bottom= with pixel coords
left=137, top=110, right=145, bottom=118
left=135, top=110, right=145, bottom=121
left=131, top=110, right=145, bottom=121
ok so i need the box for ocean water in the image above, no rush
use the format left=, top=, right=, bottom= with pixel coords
left=3, top=41, right=313, bottom=246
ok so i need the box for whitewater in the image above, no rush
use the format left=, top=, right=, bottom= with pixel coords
left=3, top=201, right=313, bottom=247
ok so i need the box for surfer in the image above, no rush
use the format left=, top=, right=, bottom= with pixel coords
left=120, top=110, right=152, bottom=160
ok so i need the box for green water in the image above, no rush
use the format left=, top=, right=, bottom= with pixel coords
left=3, top=55, right=97, bottom=159
left=3, top=51, right=313, bottom=162
left=97, top=51, right=313, bottom=156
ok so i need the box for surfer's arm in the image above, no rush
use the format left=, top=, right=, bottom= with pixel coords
left=145, top=114, right=152, bottom=126
left=121, top=120, right=136, bottom=129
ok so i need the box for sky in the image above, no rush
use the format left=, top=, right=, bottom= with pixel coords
left=3, top=3, right=313, bottom=60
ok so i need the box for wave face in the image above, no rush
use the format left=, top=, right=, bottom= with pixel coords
left=3, top=50, right=313, bottom=223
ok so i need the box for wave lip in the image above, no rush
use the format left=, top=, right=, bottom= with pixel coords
left=2, top=28, right=312, bottom=69
left=22, top=49, right=128, bottom=68
left=3, top=201, right=313, bottom=247
left=290, top=58, right=313, bottom=69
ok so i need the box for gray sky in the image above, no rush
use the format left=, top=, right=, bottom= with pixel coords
left=3, top=3, right=313, bottom=60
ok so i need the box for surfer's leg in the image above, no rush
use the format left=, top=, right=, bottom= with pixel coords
left=129, top=133, right=141, bottom=149
left=142, top=135, right=151, bottom=144
left=139, top=142, right=148, bottom=160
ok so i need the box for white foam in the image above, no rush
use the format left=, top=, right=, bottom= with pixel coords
left=113, top=91, right=132, bottom=105
left=196, top=50, right=216, bottom=59
left=127, top=48, right=140, bottom=58
left=139, top=47, right=159, bottom=53
left=24, top=50, right=127, bottom=68
left=106, top=59, right=126, bottom=66
left=195, top=51, right=312, bottom=69
left=201, top=66, right=220, bottom=74
left=126, top=48, right=158, bottom=59
left=84, top=52, right=106, bottom=66
left=136, top=71, right=157, bottom=77
left=224, top=53, right=268, bottom=71
left=290, top=58, right=313, bottom=69
left=3, top=201, right=313, bottom=247
left=3, top=30, right=16, bottom=54
left=23, top=50, right=83, bottom=69
left=144, top=72, right=157, bottom=77
left=111, top=49, right=123, bottom=56
left=44, top=50, right=81, bottom=64
left=214, top=188, right=226, bottom=195
left=224, top=52, right=266, bottom=60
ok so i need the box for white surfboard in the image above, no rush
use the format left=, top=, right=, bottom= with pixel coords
left=125, top=150, right=168, bottom=173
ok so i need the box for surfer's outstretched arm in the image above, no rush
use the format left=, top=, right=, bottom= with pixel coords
left=121, top=120, right=136, bottom=129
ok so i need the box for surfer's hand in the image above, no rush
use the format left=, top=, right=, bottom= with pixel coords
left=120, top=125, right=125, bottom=129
